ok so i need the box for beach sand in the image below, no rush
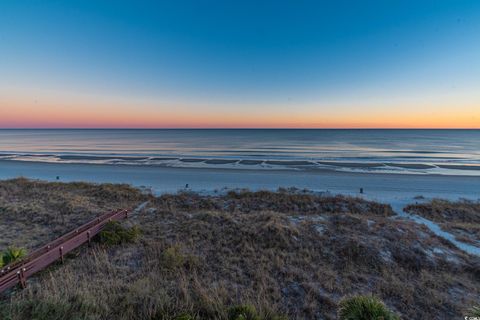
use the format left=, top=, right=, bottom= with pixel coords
left=1, top=159, right=478, bottom=203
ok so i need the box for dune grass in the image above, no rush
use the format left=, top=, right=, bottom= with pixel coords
left=338, top=295, right=399, bottom=320
left=98, top=221, right=141, bottom=246
left=1, top=181, right=479, bottom=319
left=405, top=199, right=480, bottom=246
left=0, top=177, right=150, bottom=252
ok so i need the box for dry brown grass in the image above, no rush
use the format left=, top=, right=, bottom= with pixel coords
left=1, top=183, right=479, bottom=319
left=405, top=199, right=480, bottom=246
left=0, top=178, right=150, bottom=251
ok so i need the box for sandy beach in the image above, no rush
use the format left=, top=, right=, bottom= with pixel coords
left=1, top=159, right=478, bottom=203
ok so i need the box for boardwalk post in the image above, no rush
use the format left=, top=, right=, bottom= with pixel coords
left=18, top=268, right=27, bottom=288
left=60, top=246, right=64, bottom=263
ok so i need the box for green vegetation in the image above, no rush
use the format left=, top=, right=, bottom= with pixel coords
left=228, top=305, right=260, bottom=320
left=0, top=247, right=27, bottom=267
left=227, top=304, right=287, bottom=320
left=98, top=221, right=141, bottom=245
left=158, top=245, right=198, bottom=270
left=338, top=295, right=399, bottom=320
left=468, top=305, right=480, bottom=317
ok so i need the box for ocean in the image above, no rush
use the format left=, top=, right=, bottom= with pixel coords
left=0, top=129, right=479, bottom=176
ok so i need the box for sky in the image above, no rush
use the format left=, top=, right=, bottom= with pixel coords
left=1, top=0, right=479, bottom=128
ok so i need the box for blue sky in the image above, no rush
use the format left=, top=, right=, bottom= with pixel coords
left=1, top=0, right=479, bottom=127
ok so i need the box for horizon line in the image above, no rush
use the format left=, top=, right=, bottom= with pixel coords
left=0, top=127, right=479, bottom=130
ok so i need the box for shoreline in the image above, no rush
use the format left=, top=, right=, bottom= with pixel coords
left=2, top=153, right=480, bottom=177
left=1, top=159, right=479, bottom=202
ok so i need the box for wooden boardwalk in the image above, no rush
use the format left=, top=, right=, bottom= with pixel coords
left=0, top=208, right=129, bottom=293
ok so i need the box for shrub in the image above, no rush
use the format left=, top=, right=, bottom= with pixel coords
left=98, top=221, right=141, bottom=245
left=226, top=190, right=242, bottom=199
left=2, top=247, right=27, bottom=266
left=338, top=295, right=399, bottom=320
left=159, top=245, right=199, bottom=270
left=228, top=305, right=261, bottom=320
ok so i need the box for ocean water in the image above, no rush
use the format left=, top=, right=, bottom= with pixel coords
left=0, top=129, right=479, bottom=176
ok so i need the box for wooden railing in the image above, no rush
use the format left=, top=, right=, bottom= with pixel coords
left=0, top=208, right=129, bottom=293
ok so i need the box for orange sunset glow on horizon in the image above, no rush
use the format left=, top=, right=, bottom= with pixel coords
left=1, top=1, right=480, bottom=129
left=1, top=92, right=479, bottom=129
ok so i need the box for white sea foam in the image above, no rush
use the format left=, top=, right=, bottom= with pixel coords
left=1, top=129, right=479, bottom=176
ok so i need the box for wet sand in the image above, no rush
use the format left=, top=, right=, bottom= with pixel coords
left=386, top=163, right=436, bottom=169
left=318, top=161, right=385, bottom=168
left=0, top=160, right=478, bottom=204
left=438, top=164, right=480, bottom=171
